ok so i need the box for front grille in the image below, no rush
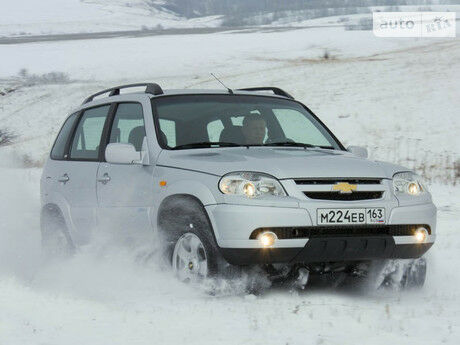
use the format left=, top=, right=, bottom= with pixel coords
left=249, top=225, right=431, bottom=240
left=304, top=191, right=384, bottom=201
left=295, top=178, right=382, bottom=185
left=293, top=177, right=385, bottom=201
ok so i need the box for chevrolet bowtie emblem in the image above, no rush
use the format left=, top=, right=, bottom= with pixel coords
left=332, top=182, right=357, bottom=194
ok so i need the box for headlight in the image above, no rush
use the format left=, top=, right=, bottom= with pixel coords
left=219, top=172, right=286, bottom=198
left=393, top=172, right=427, bottom=196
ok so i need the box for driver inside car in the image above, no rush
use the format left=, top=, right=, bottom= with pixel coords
left=241, top=114, right=267, bottom=145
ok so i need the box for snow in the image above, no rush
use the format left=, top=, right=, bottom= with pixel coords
left=1, top=14, right=460, bottom=345
left=0, top=164, right=459, bottom=344
left=2, top=26, right=456, bottom=80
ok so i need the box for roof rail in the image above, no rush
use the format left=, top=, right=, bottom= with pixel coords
left=238, top=87, right=294, bottom=99
left=83, top=83, right=163, bottom=104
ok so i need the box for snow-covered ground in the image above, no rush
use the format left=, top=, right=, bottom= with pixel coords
left=0, top=18, right=459, bottom=345
left=0, top=164, right=459, bottom=345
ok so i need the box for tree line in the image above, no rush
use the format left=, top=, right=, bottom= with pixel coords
left=163, top=0, right=449, bottom=18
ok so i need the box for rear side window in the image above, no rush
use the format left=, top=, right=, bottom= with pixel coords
left=108, top=103, right=145, bottom=151
left=70, top=105, right=110, bottom=160
left=51, top=112, right=78, bottom=160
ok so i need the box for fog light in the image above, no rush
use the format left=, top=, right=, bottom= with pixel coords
left=414, top=227, right=428, bottom=243
left=258, top=231, right=277, bottom=247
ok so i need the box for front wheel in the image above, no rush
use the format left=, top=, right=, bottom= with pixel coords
left=364, top=258, right=427, bottom=290
left=172, top=232, right=211, bottom=282
left=401, top=257, right=427, bottom=289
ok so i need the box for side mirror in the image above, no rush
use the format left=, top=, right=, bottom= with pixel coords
left=105, top=143, right=141, bottom=164
left=347, top=145, right=368, bottom=158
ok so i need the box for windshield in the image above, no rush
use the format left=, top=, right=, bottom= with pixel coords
left=152, top=95, right=342, bottom=150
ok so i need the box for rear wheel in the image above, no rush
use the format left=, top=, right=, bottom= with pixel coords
left=40, top=207, right=74, bottom=260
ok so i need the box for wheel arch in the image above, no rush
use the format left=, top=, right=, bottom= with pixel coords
left=41, top=188, right=76, bottom=235
left=40, top=202, right=75, bottom=247
left=41, top=203, right=63, bottom=217
left=156, top=194, right=217, bottom=244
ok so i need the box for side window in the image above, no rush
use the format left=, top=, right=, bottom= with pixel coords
left=109, top=103, right=145, bottom=151
left=159, top=119, right=176, bottom=147
left=273, top=109, right=331, bottom=146
left=70, top=105, right=110, bottom=160
left=51, top=112, right=79, bottom=160
left=230, top=116, right=244, bottom=126
left=207, top=119, right=224, bottom=142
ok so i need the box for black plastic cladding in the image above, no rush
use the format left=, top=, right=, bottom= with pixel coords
left=237, top=87, right=294, bottom=99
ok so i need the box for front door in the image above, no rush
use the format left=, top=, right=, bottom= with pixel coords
left=96, top=102, right=154, bottom=244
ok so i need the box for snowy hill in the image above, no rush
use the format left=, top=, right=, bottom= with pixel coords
left=2, top=1, right=459, bottom=38
left=0, top=0, right=222, bottom=37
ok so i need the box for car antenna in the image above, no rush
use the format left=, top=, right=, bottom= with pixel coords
left=211, top=73, right=233, bottom=94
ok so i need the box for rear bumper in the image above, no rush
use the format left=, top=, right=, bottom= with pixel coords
left=220, top=236, right=434, bottom=265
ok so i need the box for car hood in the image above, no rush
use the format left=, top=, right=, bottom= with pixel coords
left=157, top=147, right=408, bottom=179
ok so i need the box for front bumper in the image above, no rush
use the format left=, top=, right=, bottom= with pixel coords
left=220, top=236, right=434, bottom=265
left=205, top=201, right=436, bottom=265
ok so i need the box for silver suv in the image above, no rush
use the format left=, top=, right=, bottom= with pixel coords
left=41, top=83, right=436, bottom=288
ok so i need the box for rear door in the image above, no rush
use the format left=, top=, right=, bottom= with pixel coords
left=96, top=102, right=155, bottom=242
left=42, top=111, right=80, bottom=236
left=63, top=104, right=111, bottom=242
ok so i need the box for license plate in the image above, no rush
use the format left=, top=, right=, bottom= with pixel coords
left=317, top=208, right=385, bottom=225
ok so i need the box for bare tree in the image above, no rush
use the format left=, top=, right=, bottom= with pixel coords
left=0, top=128, right=17, bottom=147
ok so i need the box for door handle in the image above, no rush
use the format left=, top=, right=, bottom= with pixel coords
left=58, top=174, right=69, bottom=183
left=97, top=173, right=111, bottom=184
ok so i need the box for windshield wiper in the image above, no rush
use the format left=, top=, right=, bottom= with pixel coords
left=259, top=142, right=335, bottom=150
left=260, top=142, right=317, bottom=148
left=171, top=141, right=242, bottom=150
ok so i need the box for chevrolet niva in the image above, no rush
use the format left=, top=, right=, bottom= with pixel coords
left=41, top=83, right=436, bottom=288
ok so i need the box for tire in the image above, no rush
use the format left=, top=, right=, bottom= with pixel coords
left=171, top=229, right=220, bottom=282
left=401, top=257, right=427, bottom=289
left=40, top=207, right=74, bottom=260
left=360, top=258, right=427, bottom=290
left=159, top=197, right=223, bottom=281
